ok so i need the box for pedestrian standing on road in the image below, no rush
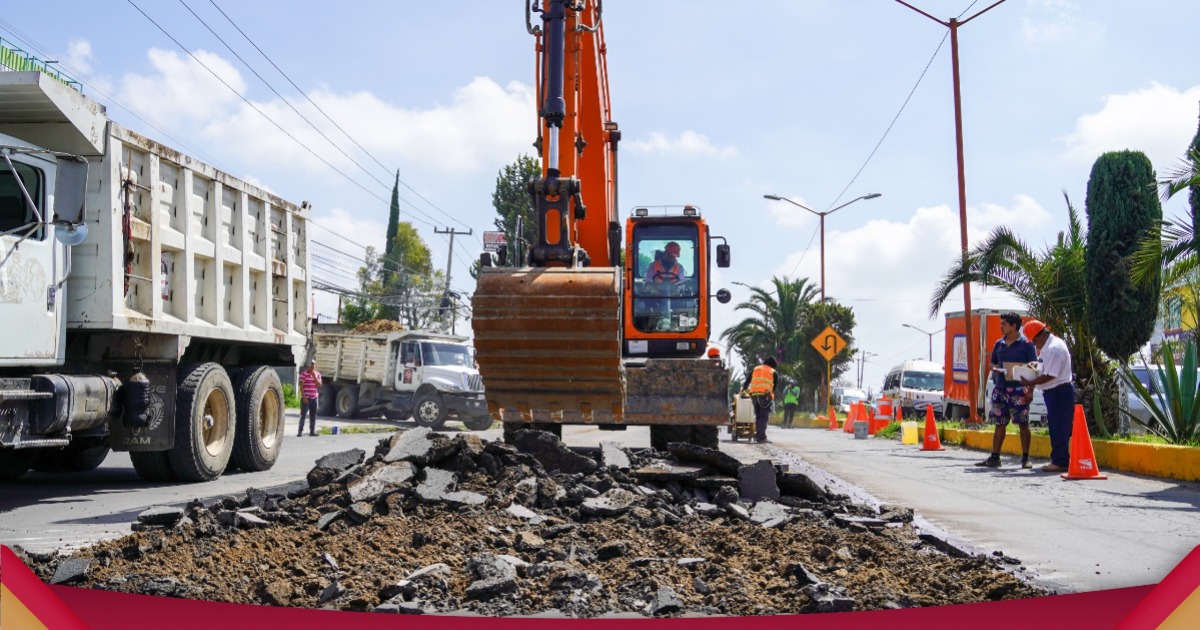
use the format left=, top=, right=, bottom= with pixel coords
left=1019, top=320, right=1074, bottom=472
left=298, top=360, right=322, bottom=437
left=742, top=356, right=778, bottom=443
left=976, top=312, right=1039, bottom=469
left=781, top=382, right=801, bottom=428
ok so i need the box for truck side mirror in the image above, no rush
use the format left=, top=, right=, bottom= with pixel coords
left=716, top=288, right=731, bottom=304
left=716, top=244, right=730, bottom=268
left=53, top=156, right=89, bottom=225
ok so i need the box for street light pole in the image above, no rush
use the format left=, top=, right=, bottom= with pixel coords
left=894, top=0, right=1006, bottom=425
left=902, top=323, right=944, bottom=362
left=762, top=193, right=882, bottom=302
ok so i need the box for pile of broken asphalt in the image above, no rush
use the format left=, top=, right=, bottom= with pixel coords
left=19, top=428, right=1047, bottom=617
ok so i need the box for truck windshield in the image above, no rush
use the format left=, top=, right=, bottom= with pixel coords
left=420, top=342, right=474, bottom=367
left=902, top=371, right=943, bottom=390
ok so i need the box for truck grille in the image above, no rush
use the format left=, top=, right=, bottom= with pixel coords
left=467, top=374, right=484, bottom=392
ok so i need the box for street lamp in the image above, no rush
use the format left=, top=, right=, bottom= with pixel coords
left=902, top=323, right=943, bottom=362
left=763, top=193, right=881, bottom=302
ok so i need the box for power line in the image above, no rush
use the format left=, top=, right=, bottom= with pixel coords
left=824, top=29, right=949, bottom=210
left=124, top=0, right=439, bottom=228
left=207, top=0, right=475, bottom=233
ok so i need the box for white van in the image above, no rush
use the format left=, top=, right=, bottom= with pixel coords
left=881, top=360, right=944, bottom=420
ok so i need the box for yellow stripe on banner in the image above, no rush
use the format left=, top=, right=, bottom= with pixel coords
left=0, top=584, right=50, bottom=630
left=1159, top=584, right=1200, bottom=629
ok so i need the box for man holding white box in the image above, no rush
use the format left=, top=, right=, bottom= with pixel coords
left=1019, top=319, right=1075, bottom=473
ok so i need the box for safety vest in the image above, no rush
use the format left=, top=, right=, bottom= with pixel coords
left=647, top=260, right=683, bottom=282
left=748, top=364, right=775, bottom=398
left=783, top=385, right=800, bottom=405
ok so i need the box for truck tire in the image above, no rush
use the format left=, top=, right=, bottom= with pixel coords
left=130, top=451, right=175, bottom=482
left=0, top=449, right=37, bottom=481
left=231, top=366, right=285, bottom=472
left=32, top=438, right=111, bottom=473
left=168, top=363, right=236, bottom=482
left=462, top=414, right=494, bottom=431
left=335, top=386, right=360, bottom=419
left=412, top=390, right=447, bottom=430
left=317, top=383, right=337, bottom=416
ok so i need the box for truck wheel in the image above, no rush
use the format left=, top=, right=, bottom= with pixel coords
left=335, top=386, right=360, bottom=418
left=412, top=391, right=447, bottom=429
left=131, top=450, right=175, bottom=482
left=0, top=449, right=37, bottom=481
left=649, top=425, right=691, bottom=451
left=32, top=438, right=111, bottom=473
left=168, top=363, right=236, bottom=482
left=231, top=366, right=285, bottom=472
left=462, top=415, right=494, bottom=431
left=317, top=383, right=337, bottom=416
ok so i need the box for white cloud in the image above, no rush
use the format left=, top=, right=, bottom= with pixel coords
left=120, top=48, right=245, bottom=123
left=65, top=39, right=93, bottom=74
left=308, top=207, right=389, bottom=323
left=1021, top=0, right=1104, bottom=43
left=1062, top=83, right=1200, bottom=171
left=625, top=130, right=738, bottom=157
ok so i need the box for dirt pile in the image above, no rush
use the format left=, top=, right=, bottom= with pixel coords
left=350, top=320, right=406, bottom=334
left=18, top=429, right=1045, bottom=617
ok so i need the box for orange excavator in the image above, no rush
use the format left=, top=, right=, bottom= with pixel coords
left=472, top=0, right=732, bottom=449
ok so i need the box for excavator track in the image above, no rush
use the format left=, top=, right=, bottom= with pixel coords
left=472, top=267, right=624, bottom=423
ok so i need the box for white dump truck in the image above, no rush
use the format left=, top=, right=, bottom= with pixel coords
left=313, top=330, right=490, bottom=430
left=0, top=71, right=310, bottom=482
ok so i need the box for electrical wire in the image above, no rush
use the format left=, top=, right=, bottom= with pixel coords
left=207, top=0, right=476, bottom=234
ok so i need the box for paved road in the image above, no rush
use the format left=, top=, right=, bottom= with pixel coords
left=3, top=415, right=1197, bottom=596
left=748, top=424, right=1200, bottom=593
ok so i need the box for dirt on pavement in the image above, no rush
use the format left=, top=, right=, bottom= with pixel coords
left=18, top=429, right=1046, bottom=617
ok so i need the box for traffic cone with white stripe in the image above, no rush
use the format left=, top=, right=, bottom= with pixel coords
left=920, top=404, right=944, bottom=451
left=1061, top=404, right=1107, bottom=480
left=827, top=405, right=839, bottom=431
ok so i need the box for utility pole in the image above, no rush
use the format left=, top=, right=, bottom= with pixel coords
left=435, top=227, right=473, bottom=333
left=894, top=0, right=1006, bottom=424
left=857, top=350, right=877, bottom=389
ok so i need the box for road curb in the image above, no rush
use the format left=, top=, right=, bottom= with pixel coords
left=942, top=428, right=1200, bottom=482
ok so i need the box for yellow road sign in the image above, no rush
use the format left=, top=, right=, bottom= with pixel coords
left=811, top=326, right=846, bottom=361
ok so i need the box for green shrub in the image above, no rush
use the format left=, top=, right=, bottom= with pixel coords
left=282, top=383, right=301, bottom=409
left=875, top=422, right=901, bottom=439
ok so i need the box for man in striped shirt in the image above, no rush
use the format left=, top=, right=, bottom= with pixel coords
left=298, top=360, right=322, bottom=437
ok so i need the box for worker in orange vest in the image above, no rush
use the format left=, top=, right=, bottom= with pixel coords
left=741, top=356, right=778, bottom=443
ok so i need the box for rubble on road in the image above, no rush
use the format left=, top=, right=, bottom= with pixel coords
left=17, top=429, right=1046, bottom=617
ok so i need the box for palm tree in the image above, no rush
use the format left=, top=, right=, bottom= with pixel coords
left=721, top=276, right=820, bottom=384
left=927, top=194, right=1116, bottom=435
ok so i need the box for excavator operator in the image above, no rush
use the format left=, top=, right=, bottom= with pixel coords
left=647, top=241, right=684, bottom=283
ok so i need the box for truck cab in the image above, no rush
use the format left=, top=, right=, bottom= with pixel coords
left=395, top=336, right=487, bottom=428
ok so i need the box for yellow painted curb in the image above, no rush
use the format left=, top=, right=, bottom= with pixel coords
left=942, top=428, right=1200, bottom=482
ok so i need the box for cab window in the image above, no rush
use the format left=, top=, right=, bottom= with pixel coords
left=0, top=161, right=44, bottom=238
left=630, top=223, right=700, bottom=334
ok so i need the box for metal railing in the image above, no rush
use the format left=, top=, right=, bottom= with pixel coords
left=0, top=37, right=83, bottom=92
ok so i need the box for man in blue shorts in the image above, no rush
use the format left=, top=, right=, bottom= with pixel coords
left=976, top=312, right=1039, bottom=469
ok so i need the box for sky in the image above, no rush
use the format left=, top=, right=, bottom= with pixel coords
left=3, top=0, right=1198, bottom=397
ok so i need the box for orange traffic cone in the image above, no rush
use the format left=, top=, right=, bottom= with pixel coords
left=844, top=402, right=857, bottom=434
left=827, top=405, right=839, bottom=431
left=1061, top=404, right=1108, bottom=480
left=920, top=404, right=944, bottom=451
left=866, top=404, right=878, bottom=435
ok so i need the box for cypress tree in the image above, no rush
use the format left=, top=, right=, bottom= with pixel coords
left=385, top=170, right=401, bottom=269
left=1084, top=150, right=1162, bottom=361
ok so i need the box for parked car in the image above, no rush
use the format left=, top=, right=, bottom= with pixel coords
left=1123, top=364, right=1200, bottom=431
left=837, top=388, right=869, bottom=414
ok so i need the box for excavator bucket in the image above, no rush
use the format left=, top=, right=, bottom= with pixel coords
left=624, top=357, right=730, bottom=426
left=472, top=267, right=624, bottom=423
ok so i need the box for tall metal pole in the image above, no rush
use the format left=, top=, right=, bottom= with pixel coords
left=819, top=214, right=826, bottom=303
left=894, top=0, right=1007, bottom=424
left=948, top=19, right=979, bottom=424
left=435, top=227, right=473, bottom=333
